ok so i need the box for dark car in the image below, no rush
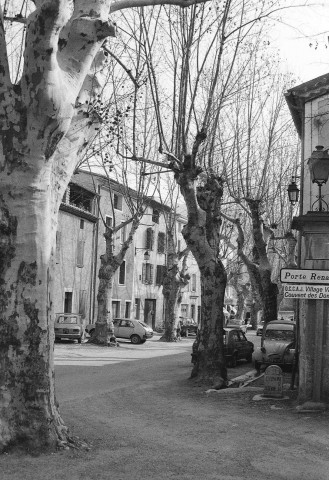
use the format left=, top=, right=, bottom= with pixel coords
left=191, top=327, right=254, bottom=367
left=181, top=324, right=198, bottom=337
left=256, top=321, right=265, bottom=336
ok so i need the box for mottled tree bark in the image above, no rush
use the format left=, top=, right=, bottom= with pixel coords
left=173, top=156, right=227, bottom=388
left=90, top=217, right=140, bottom=345
left=160, top=230, right=189, bottom=342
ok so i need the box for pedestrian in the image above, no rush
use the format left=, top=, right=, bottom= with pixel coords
left=176, top=319, right=182, bottom=341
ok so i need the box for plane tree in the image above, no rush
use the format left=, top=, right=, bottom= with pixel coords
left=115, top=1, right=287, bottom=386
left=0, top=0, right=213, bottom=454
left=219, top=51, right=299, bottom=325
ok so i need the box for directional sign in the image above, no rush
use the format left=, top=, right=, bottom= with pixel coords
left=283, top=284, right=329, bottom=300
left=280, top=268, right=329, bottom=285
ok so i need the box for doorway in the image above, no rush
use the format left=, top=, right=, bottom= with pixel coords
left=144, top=299, right=156, bottom=329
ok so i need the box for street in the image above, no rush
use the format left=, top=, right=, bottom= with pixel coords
left=3, top=332, right=329, bottom=480
left=54, top=331, right=261, bottom=379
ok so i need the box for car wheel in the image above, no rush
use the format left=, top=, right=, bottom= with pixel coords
left=140, top=339, right=146, bottom=344
left=131, top=334, right=141, bottom=344
left=230, top=353, right=238, bottom=368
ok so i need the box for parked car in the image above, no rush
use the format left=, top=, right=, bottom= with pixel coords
left=226, top=318, right=248, bottom=334
left=86, top=318, right=154, bottom=344
left=256, top=321, right=265, bottom=336
left=54, top=313, right=85, bottom=343
left=253, top=320, right=296, bottom=371
left=180, top=320, right=198, bottom=337
left=191, top=327, right=254, bottom=367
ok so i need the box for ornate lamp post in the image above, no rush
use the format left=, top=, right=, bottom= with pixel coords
left=287, top=178, right=300, bottom=206
left=307, top=145, right=329, bottom=212
left=289, top=146, right=329, bottom=407
left=287, top=177, right=299, bottom=205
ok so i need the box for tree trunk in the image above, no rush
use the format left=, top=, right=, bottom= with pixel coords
left=174, top=158, right=227, bottom=388
left=160, top=230, right=189, bottom=342
left=0, top=170, right=72, bottom=451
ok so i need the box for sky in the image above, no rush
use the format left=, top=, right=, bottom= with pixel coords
left=271, top=1, right=329, bottom=84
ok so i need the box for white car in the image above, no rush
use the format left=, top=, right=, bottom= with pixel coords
left=86, top=318, right=154, bottom=344
left=253, top=320, right=296, bottom=371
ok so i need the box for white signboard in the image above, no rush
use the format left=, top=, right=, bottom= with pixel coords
left=281, top=268, right=329, bottom=285
left=283, top=284, right=329, bottom=300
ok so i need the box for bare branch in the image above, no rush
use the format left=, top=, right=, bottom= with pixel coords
left=110, top=0, right=211, bottom=13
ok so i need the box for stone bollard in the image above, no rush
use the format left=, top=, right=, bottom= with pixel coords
left=264, top=365, right=283, bottom=398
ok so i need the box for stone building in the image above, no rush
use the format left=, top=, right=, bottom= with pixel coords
left=54, top=169, right=202, bottom=330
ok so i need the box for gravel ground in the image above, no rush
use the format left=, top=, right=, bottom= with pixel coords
left=1, top=345, right=329, bottom=480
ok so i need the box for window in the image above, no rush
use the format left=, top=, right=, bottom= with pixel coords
left=113, top=193, right=123, bottom=211
left=156, top=265, right=166, bottom=285
left=142, top=263, right=154, bottom=284
left=181, top=304, right=188, bottom=317
left=191, top=304, right=196, bottom=321
left=76, top=240, right=85, bottom=268
left=105, top=216, right=113, bottom=228
left=146, top=227, right=154, bottom=250
left=157, top=232, right=166, bottom=254
left=112, top=301, right=120, bottom=318
left=152, top=209, right=160, bottom=223
left=64, top=292, right=73, bottom=313
left=135, top=298, right=141, bottom=320
left=119, top=261, right=126, bottom=285
left=191, top=274, right=197, bottom=292
left=125, top=302, right=131, bottom=318
left=80, top=219, right=84, bottom=229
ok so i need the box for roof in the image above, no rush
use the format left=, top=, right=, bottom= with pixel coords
left=71, top=169, right=172, bottom=212
left=285, top=72, right=329, bottom=137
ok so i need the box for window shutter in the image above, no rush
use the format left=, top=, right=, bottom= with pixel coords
left=149, top=264, right=154, bottom=284
left=142, top=263, right=146, bottom=284
left=157, top=232, right=165, bottom=253
left=146, top=228, right=154, bottom=250
left=156, top=265, right=161, bottom=285
left=119, top=261, right=126, bottom=285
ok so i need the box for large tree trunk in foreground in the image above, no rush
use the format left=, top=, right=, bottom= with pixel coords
left=0, top=172, right=68, bottom=451
left=0, top=0, right=113, bottom=452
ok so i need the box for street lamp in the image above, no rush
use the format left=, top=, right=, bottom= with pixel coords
left=287, top=178, right=300, bottom=206
left=307, top=145, right=329, bottom=212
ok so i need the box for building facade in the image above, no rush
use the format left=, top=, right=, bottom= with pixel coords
left=54, top=170, right=202, bottom=331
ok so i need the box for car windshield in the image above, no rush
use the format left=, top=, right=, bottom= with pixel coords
left=265, top=328, right=294, bottom=342
left=57, top=316, right=78, bottom=324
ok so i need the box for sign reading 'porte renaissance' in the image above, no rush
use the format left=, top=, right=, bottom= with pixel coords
left=280, top=268, right=329, bottom=285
